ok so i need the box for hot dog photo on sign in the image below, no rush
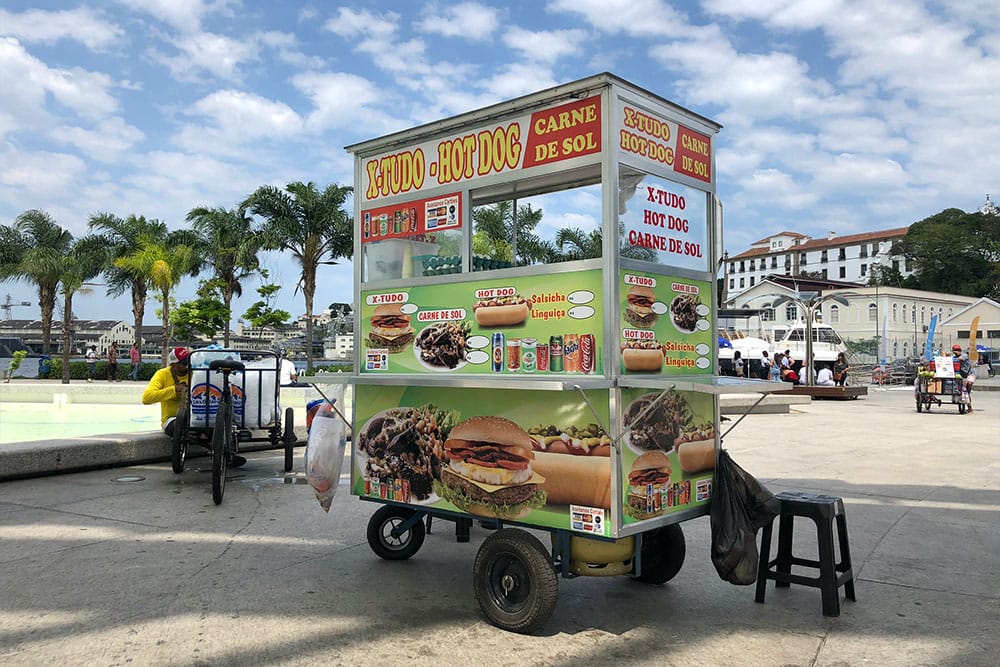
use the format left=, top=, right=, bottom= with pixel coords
left=473, top=293, right=530, bottom=327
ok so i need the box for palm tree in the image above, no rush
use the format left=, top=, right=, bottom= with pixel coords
left=88, top=214, right=169, bottom=351
left=242, top=181, right=352, bottom=371
left=57, top=235, right=107, bottom=383
left=0, top=210, right=73, bottom=354
left=114, top=232, right=198, bottom=363
left=552, top=227, right=603, bottom=261
left=472, top=201, right=548, bottom=266
left=186, top=206, right=260, bottom=346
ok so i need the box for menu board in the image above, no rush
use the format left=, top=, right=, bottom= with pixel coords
left=619, top=269, right=713, bottom=376
left=619, top=387, right=716, bottom=525
left=619, top=172, right=709, bottom=272
left=361, top=269, right=604, bottom=375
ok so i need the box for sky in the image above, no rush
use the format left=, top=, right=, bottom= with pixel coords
left=1, top=0, right=998, bottom=325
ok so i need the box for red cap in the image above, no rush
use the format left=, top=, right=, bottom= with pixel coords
left=952, top=344, right=962, bottom=352
left=168, top=347, right=190, bottom=364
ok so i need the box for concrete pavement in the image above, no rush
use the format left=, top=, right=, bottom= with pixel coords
left=1, top=387, right=998, bottom=666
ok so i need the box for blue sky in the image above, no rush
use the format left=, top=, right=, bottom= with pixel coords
left=1, top=0, right=997, bottom=325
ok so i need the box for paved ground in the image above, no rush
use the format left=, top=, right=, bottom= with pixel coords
left=1, top=387, right=998, bottom=666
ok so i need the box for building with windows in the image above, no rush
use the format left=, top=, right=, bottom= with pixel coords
left=723, top=227, right=913, bottom=303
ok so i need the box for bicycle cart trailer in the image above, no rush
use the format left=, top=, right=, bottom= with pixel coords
left=171, top=348, right=297, bottom=503
left=332, top=73, right=773, bottom=633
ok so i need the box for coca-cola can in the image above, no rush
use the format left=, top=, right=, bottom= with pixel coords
left=580, top=333, right=595, bottom=374
left=536, top=343, right=549, bottom=371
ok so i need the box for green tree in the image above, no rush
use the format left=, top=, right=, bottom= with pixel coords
left=472, top=201, right=549, bottom=266
left=57, top=235, right=107, bottom=383
left=87, top=214, right=169, bottom=350
left=173, top=279, right=230, bottom=341
left=243, top=272, right=291, bottom=330
left=242, top=181, right=352, bottom=370
left=186, top=206, right=260, bottom=346
left=551, top=227, right=602, bottom=261
left=0, top=210, right=73, bottom=354
left=114, top=232, right=198, bottom=363
left=898, top=208, right=1000, bottom=298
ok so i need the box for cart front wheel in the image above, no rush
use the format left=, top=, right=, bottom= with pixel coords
left=473, top=528, right=558, bottom=634
left=958, top=402, right=966, bottom=414
left=915, top=397, right=923, bottom=413
left=367, top=505, right=426, bottom=560
left=211, top=401, right=231, bottom=505
left=632, top=524, right=686, bottom=584
left=283, top=406, right=296, bottom=472
left=171, top=405, right=189, bottom=473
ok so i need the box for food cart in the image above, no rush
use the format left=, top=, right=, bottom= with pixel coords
left=915, top=355, right=968, bottom=413
left=342, top=73, right=770, bottom=633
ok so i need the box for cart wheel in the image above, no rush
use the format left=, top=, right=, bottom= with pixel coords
left=171, top=405, right=189, bottom=473
left=958, top=402, right=966, bottom=415
left=632, top=524, right=686, bottom=584
left=283, top=406, right=296, bottom=472
left=473, top=528, right=558, bottom=634
left=915, top=397, right=923, bottom=413
left=211, top=403, right=230, bottom=505
left=367, top=505, right=426, bottom=560
left=925, top=400, right=933, bottom=412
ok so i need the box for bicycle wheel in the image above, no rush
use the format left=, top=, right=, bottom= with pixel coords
left=171, top=403, right=190, bottom=473
left=212, top=398, right=231, bottom=505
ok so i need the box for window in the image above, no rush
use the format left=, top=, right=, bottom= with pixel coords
left=821, top=269, right=828, bottom=279
left=905, top=258, right=912, bottom=272
left=739, top=261, right=745, bottom=272
left=830, top=305, right=840, bottom=323
left=868, top=303, right=877, bottom=322
left=839, top=266, right=846, bottom=278
left=784, top=256, right=791, bottom=268
left=988, top=329, right=1000, bottom=338
left=800, top=253, right=807, bottom=265
left=749, top=259, right=755, bottom=271
left=892, top=259, right=899, bottom=272
left=739, top=277, right=745, bottom=288
left=903, top=306, right=907, bottom=324
left=838, top=248, right=846, bottom=260
left=893, top=341, right=898, bottom=357
left=893, top=303, right=898, bottom=322
left=771, top=256, right=777, bottom=268
left=762, top=307, right=775, bottom=321
left=860, top=263, right=867, bottom=276
left=872, top=243, right=878, bottom=256
left=920, top=307, right=925, bottom=324
left=729, top=278, right=734, bottom=289
left=860, top=244, right=868, bottom=258
left=750, top=277, right=755, bottom=286
left=729, top=262, right=735, bottom=274
left=786, top=304, right=798, bottom=321
left=903, top=341, right=908, bottom=358
left=821, top=250, right=828, bottom=262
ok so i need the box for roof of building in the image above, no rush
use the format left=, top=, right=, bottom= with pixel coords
left=730, top=247, right=771, bottom=259
left=731, top=226, right=910, bottom=259
left=751, top=231, right=808, bottom=245
left=764, top=274, right=864, bottom=292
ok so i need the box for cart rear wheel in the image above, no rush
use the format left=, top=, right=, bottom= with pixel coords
left=925, top=399, right=933, bottom=412
left=632, top=524, right=686, bottom=584
left=367, top=505, right=425, bottom=560
left=958, top=402, right=966, bottom=414
left=283, top=406, right=296, bottom=472
left=473, top=528, right=557, bottom=634
left=171, top=405, right=189, bottom=473
left=916, top=397, right=923, bottom=412
left=211, top=402, right=230, bottom=505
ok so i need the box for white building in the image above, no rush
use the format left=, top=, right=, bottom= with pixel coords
left=324, top=334, right=354, bottom=361
left=724, top=227, right=913, bottom=302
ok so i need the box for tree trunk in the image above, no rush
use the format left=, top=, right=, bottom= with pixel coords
left=61, top=292, right=73, bottom=384
left=132, top=284, right=146, bottom=351
left=38, top=285, right=56, bottom=354
left=160, top=288, right=170, bottom=365
left=223, top=286, right=233, bottom=347
left=304, top=288, right=314, bottom=372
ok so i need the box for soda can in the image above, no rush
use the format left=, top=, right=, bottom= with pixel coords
left=378, top=214, right=388, bottom=236
left=394, top=478, right=402, bottom=501
left=549, top=336, right=564, bottom=372
left=521, top=338, right=537, bottom=372
left=491, top=332, right=505, bottom=373
left=393, top=211, right=402, bottom=235
left=506, top=339, right=521, bottom=372
left=364, top=477, right=372, bottom=495
left=580, top=333, right=596, bottom=374
left=645, top=483, right=655, bottom=514
left=401, top=479, right=411, bottom=503
left=409, top=207, right=418, bottom=232
left=537, top=343, right=549, bottom=371
left=564, top=334, right=580, bottom=373
left=363, top=212, right=371, bottom=240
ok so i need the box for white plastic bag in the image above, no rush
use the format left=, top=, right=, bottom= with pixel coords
left=304, top=402, right=346, bottom=512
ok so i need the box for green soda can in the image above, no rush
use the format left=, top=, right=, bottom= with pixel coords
left=549, top=335, right=564, bottom=372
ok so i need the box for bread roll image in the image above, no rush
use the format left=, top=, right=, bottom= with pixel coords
left=530, top=451, right=611, bottom=508
left=622, top=347, right=664, bottom=371
left=473, top=302, right=530, bottom=327
left=676, top=439, right=716, bottom=474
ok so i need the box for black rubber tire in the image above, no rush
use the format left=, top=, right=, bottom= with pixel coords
left=367, top=505, right=426, bottom=560
left=473, top=528, right=558, bottom=634
left=958, top=402, right=966, bottom=415
left=916, top=397, right=923, bottom=413
left=211, top=400, right=230, bottom=505
left=283, top=406, right=295, bottom=472
left=925, top=400, right=933, bottom=412
left=633, top=524, right=686, bottom=584
left=171, top=405, right=189, bottom=473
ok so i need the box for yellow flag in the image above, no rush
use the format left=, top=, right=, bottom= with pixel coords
left=969, top=316, right=980, bottom=363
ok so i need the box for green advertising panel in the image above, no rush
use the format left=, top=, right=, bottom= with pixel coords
left=619, top=387, right=716, bottom=525
left=619, top=269, right=714, bottom=376
left=361, top=269, right=604, bottom=376
left=353, top=384, right=616, bottom=536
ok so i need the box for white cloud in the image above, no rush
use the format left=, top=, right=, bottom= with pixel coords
left=50, top=118, right=145, bottom=161
left=416, top=2, right=500, bottom=40
left=173, top=90, right=303, bottom=156
left=502, top=27, right=585, bottom=63
left=811, top=153, right=909, bottom=192
left=546, top=0, right=690, bottom=37
left=0, top=145, right=89, bottom=220
left=0, top=8, right=125, bottom=51
left=117, top=0, right=237, bottom=34
left=155, top=31, right=258, bottom=81
left=292, top=72, right=398, bottom=133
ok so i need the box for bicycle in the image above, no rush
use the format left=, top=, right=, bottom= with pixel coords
left=209, top=358, right=245, bottom=505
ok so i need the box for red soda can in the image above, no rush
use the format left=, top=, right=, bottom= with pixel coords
left=564, top=334, right=580, bottom=372
left=580, top=333, right=595, bottom=374
left=537, top=343, right=549, bottom=371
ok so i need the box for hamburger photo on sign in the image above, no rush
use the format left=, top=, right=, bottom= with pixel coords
left=436, top=416, right=547, bottom=519
left=625, top=285, right=658, bottom=328
left=366, top=303, right=415, bottom=353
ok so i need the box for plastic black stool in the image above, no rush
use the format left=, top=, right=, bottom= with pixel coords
left=755, top=491, right=856, bottom=616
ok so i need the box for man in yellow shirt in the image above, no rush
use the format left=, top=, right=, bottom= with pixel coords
left=142, top=346, right=190, bottom=436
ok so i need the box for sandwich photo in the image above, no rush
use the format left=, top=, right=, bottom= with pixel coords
left=621, top=340, right=665, bottom=371
left=366, top=304, right=415, bottom=353
left=436, top=415, right=547, bottom=519
left=624, top=285, right=658, bottom=328
left=473, top=294, right=530, bottom=327
left=623, top=390, right=693, bottom=452
left=527, top=422, right=612, bottom=509
left=625, top=451, right=672, bottom=520
left=674, top=421, right=717, bottom=473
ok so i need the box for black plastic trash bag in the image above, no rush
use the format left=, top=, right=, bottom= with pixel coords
left=710, top=449, right=781, bottom=585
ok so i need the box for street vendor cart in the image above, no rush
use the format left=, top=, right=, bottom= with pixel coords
left=338, top=73, right=775, bottom=633
left=915, top=356, right=968, bottom=414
